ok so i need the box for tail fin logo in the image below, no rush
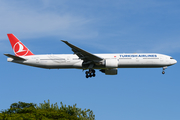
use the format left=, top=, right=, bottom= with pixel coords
left=13, top=42, right=29, bottom=56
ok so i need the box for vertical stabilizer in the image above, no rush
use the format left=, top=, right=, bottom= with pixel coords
left=7, top=34, right=34, bottom=56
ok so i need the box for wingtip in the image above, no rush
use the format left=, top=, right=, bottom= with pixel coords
left=4, top=53, right=8, bottom=56
left=61, top=40, right=68, bottom=43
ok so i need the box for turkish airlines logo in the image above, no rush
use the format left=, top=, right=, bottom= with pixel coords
left=13, top=42, right=29, bottom=56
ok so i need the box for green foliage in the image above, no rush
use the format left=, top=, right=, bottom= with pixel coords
left=0, top=100, right=95, bottom=120
left=59, top=102, right=95, bottom=120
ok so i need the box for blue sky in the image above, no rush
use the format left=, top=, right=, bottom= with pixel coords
left=0, top=0, right=180, bottom=120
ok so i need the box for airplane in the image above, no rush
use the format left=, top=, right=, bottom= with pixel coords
left=4, top=34, right=177, bottom=78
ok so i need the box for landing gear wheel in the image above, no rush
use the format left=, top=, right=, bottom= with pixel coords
left=92, top=69, right=95, bottom=74
left=162, top=66, right=167, bottom=75
left=85, top=69, right=96, bottom=78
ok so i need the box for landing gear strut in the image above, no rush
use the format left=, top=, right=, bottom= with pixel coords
left=85, top=69, right=96, bottom=78
left=162, top=66, right=167, bottom=74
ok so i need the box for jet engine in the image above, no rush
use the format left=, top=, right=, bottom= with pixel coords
left=105, top=59, right=118, bottom=68
left=100, top=68, right=118, bottom=75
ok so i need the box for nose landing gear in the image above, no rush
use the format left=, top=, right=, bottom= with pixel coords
left=85, top=69, right=96, bottom=78
left=162, top=66, right=167, bottom=74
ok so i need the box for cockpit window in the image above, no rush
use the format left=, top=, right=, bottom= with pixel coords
left=170, top=57, right=174, bottom=59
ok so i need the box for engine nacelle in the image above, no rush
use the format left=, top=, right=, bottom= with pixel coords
left=100, top=68, right=118, bottom=75
left=105, top=59, right=118, bottom=68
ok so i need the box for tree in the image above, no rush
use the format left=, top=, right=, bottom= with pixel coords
left=0, top=100, right=95, bottom=120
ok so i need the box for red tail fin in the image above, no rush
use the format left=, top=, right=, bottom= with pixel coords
left=7, top=34, right=34, bottom=56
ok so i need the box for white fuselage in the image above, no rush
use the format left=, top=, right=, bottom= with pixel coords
left=7, top=53, right=177, bottom=69
left=5, top=34, right=177, bottom=77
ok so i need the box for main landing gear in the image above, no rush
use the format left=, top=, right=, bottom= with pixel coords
left=85, top=69, right=96, bottom=78
left=162, top=66, right=167, bottom=74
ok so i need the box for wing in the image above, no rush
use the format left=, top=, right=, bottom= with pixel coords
left=4, top=54, right=26, bottom=60
left=61, top=40, right=103, bottom=62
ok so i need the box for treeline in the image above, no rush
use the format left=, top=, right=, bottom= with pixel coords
left=0, top=100, right=95, bottom=120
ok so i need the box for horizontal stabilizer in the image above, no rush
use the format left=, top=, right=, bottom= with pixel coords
left=4, top=54, right=26, bottom=60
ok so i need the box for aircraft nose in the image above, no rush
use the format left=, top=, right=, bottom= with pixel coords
left=173, top=59, right=177, bottom=64
left=174, top=59, right=177, bottom=64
